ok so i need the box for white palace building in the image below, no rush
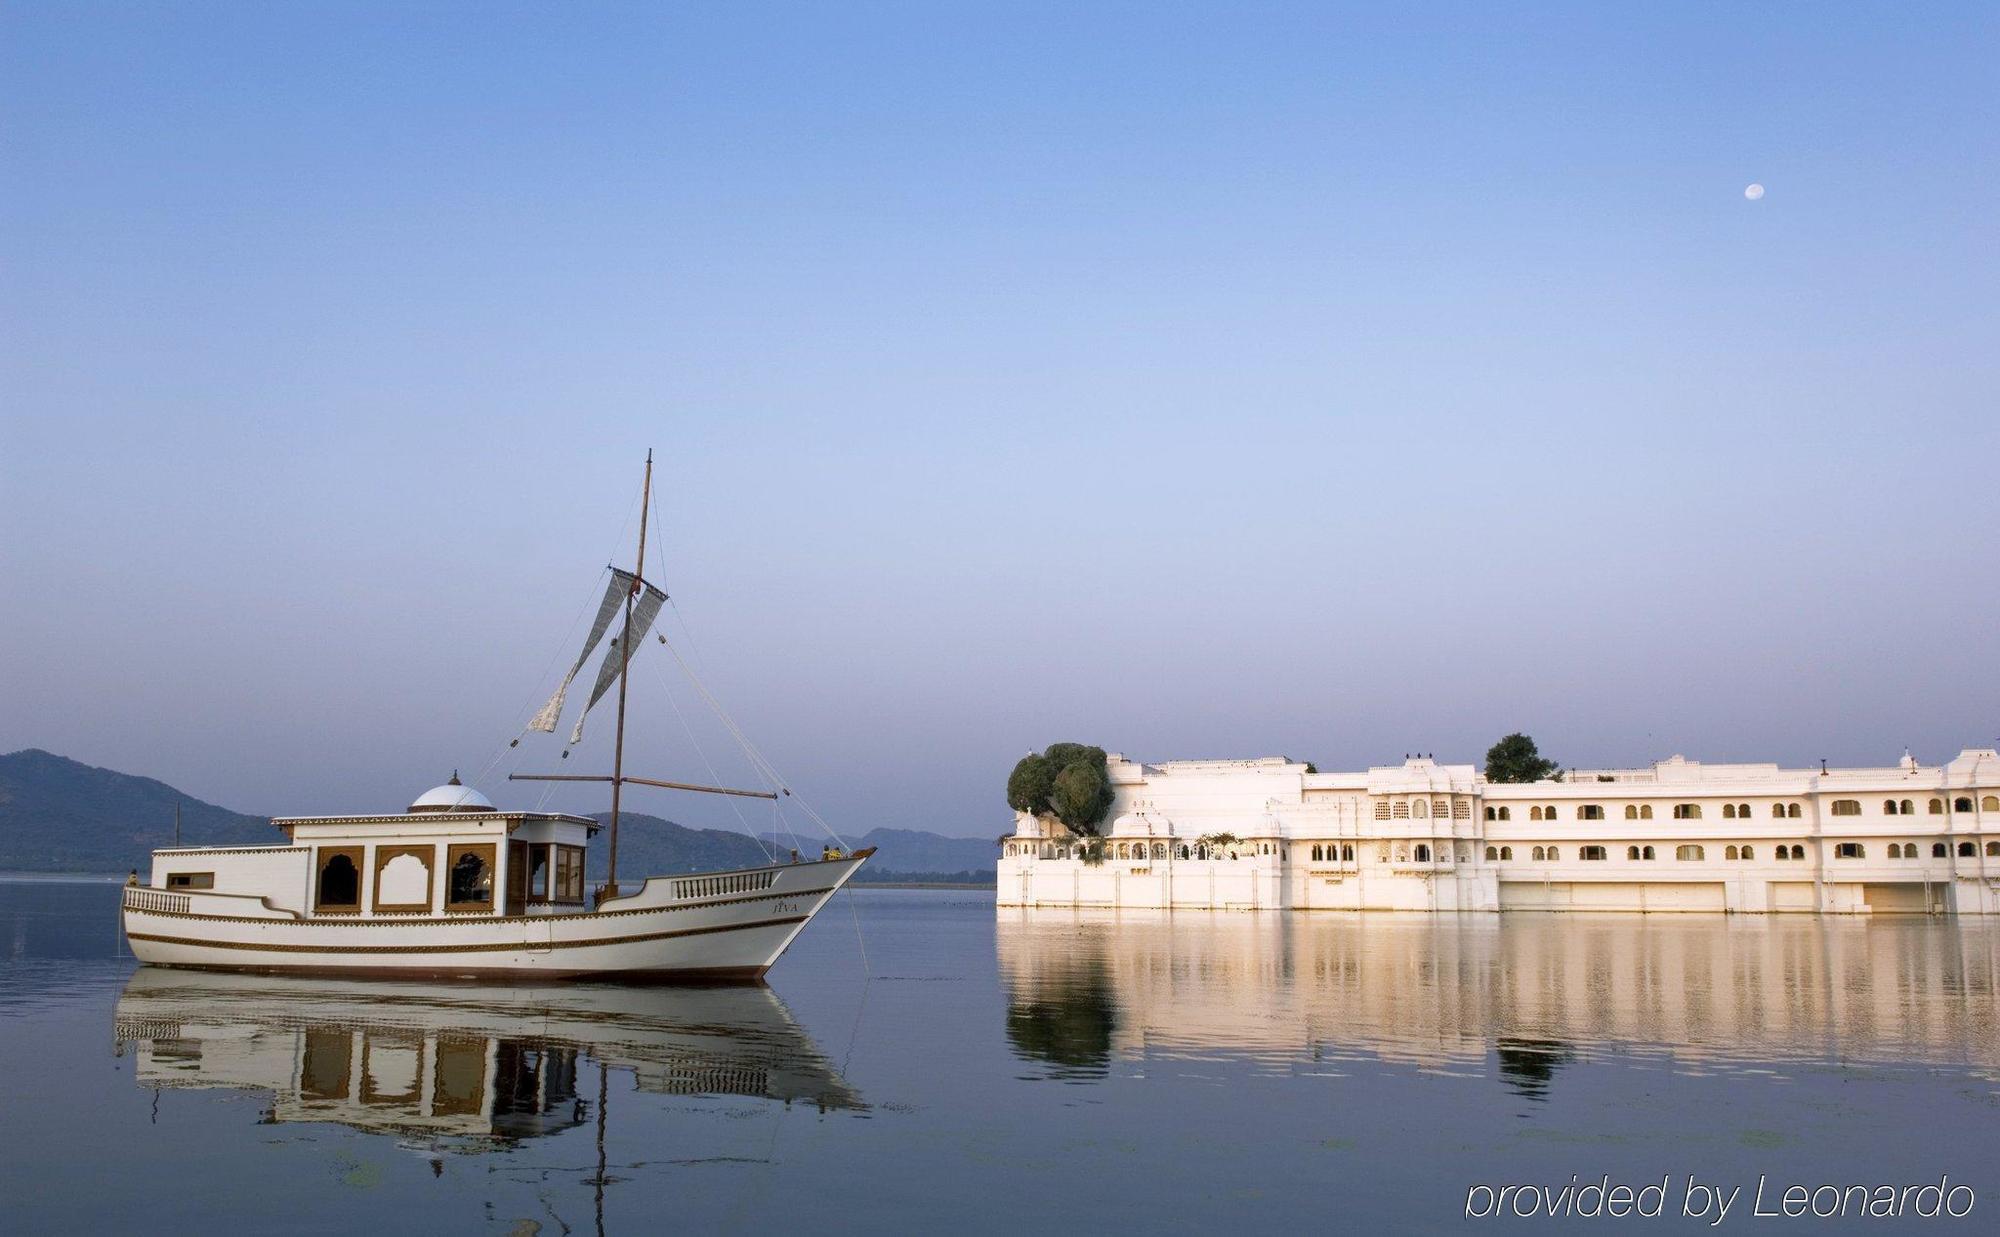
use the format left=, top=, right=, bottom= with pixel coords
left=997, top=749, right=2000, bottom=914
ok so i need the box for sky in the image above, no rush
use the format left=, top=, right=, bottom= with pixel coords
left=2, top=3, right=1996, bottom=838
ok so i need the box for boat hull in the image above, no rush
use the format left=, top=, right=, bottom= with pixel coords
left=122, top=853, right=868, bottom=982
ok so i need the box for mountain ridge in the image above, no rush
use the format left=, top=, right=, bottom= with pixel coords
left=0, top=748, right=994, bottom=881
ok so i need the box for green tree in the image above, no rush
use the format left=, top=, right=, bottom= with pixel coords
left=1050, top=760, right=1113, bottom=834
left=1006, top=753, right=1055, bottom=816
left=1006, top=742, right=1116, bottom=835
left=1484, top=733, right=1560, bottom=783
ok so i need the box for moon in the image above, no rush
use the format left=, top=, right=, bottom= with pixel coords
left=1744, top=183, right=1765, bottom=201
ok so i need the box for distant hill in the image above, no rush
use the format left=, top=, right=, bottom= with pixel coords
left=0, top=749, right=998, bottom=882
left=769, top=827, right=998, bottom=877
left=0, top=749, right=280, bottom=872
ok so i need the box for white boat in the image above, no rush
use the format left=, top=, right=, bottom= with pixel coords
left=122, top=452, right=872, bottom=981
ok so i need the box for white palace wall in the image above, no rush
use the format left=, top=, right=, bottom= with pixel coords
left=997, top=750, right=2000, bottom=915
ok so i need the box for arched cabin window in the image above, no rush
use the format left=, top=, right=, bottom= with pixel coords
left=314, top=848, right=362, bottom=914
left=445, top=844, right=496, bottom=912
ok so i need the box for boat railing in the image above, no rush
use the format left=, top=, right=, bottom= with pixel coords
left=123, top=887, right=190, bottom=915
left=672, top=869, right=779, bottom=902
left=123, top=886, right=302, bottom=919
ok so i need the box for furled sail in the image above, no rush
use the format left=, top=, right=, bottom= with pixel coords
left=527, top=569, right=635, bottom=734
left=569, top=579, right=668, bottom=745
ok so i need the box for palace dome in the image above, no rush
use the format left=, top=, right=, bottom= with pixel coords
left=1109, top=812, right=1165, bottom=838
left=408, top=774, right=496, bottom=814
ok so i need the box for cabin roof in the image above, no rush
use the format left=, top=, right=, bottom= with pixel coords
left=271, top=810, right=599, bottom=831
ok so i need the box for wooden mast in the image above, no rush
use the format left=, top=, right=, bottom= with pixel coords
left=604, top=449, right=652, bottom=899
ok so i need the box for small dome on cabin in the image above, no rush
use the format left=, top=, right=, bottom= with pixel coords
left=408, top=772, right=496, bottom=814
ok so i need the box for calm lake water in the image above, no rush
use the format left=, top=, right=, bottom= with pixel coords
left=5, top=878, right=1999, bottom=1234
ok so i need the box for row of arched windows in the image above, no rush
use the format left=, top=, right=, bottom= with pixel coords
left=1489, top=801, right=1810, bottom=822
left=1309, top=843, right=1357, bottom=862
left=1834, top=796, right=1997, bottom=816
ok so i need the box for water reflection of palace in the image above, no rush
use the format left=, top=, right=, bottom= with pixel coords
left=113, top=969, right=862, bottom=1150
left=997, top=910, right=2000, bottom=1084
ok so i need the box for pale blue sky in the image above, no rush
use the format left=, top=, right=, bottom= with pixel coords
left=3, top=3, right=1995, bottom=836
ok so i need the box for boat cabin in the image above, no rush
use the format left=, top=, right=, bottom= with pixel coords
left=147, top=776, right=599, bottom=919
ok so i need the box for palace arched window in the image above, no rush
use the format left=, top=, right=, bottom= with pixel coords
left=1341, top=844, right=1354, bottom=861
left=1725, top=845, right=1739, bottom=860
left=1496, top=806, right=1511, bottom=821
left=1786, top=803, right=1801, bottom=818
left=1179, top=845, right=1190, bottom=860
left=1929, top=799, right=1944, bottom=815
left=1544, top=804, right=1558, bottom=819
left=1933, top=842, right=1948, bottom=858
left=1737, top=803, right=1750, bottom=817
left=1547, top=846, right=1561, bottom=861
left=1579, top=804, right=1604, bottom=820
left=1531, top=846, right=1545, bottom=861
left=1830, top=800, right=1861, bottom=816
left=1771, top=803, right=1786, bottom=819
left=1627, top=846, right=1640, bottom=860
left=1498, top=846, right=1511, bottom=860
left=1485, top=807, right=1497, bottom=821
left=1883, top=799, right=1900, bottom=815
left=1580, top=845, right=1606, bottom=861
left=1722, top=804, right=1736, bottom=819
left=1985, top=796, right=2000, bottom=812
left=1641, top=805, right=1654, bottom=820
left=1900, top=799, right=1915, bottom=815
left=1673, top=804, right=1701, bottom=820
left=1311, top=844, right=1323, bottom=861
left=1414, top=843, right=1431, bottom=862
left=1887, top=843, right=1902, bottom=859
left=1485, top=845, right=1498, bottom=861
left=1988, top=842, right=2000, bottom=858
left=1529, top=806, right=1543, bottom=822
left=1624, top=805, right=1638, bottom=820
left=1413, top=800, right=1428, bottom=819
left=1740, top=845, right=1754, bottom=860
left=1959, top=841, right=1976, bottom=858
left=1954, top=797, right=1974, bottom=813
left=1835, top=842, right=1865, bottom=859
left=1676, top=845, right=1705, bottom=861
left=1790, top=844, right=1805, bottom=860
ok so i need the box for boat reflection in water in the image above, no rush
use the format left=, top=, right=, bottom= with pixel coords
left=998, top=910, right=2000, bottom=1091
left=113, top=968, right=862, bottom=1152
